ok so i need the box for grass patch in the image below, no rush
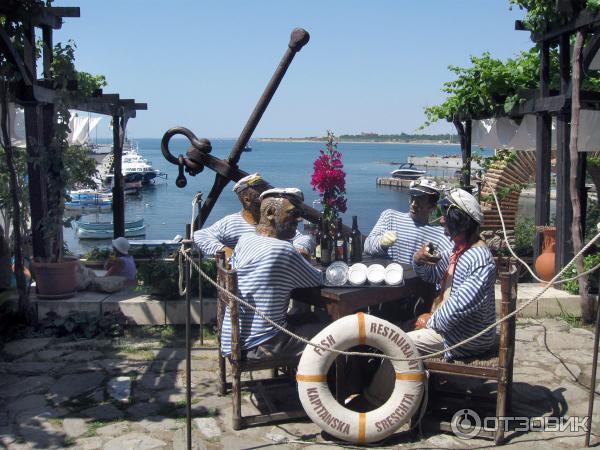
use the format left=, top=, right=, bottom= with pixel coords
left=556, top=300, right=583, bottom=328
left=84, top=419, right=118, bottom=438
left=63, top=436, right=76, bottom=447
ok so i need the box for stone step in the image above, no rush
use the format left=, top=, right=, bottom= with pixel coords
left=25, top=290, right=218, bottom=325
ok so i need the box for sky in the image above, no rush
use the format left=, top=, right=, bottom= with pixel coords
left=52, top=1, right=534, bottom=139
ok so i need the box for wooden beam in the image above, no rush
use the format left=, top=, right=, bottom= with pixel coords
left=535, top=41, right=552, bottom=259
left=582, top=33, right=600, bottom=71
left=556, top=34, right=574, bottom=273
left=531, top=8, right=600, bottom=43
left=0, top=24, right=33, bottom=86
left=0, top=5, right=80, bottom=29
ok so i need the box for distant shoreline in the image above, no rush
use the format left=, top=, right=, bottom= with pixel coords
left=257, top=138, right=459, bottom=146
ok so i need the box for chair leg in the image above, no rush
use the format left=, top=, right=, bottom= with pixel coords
left=232, top=363, right=243, bottom=430
left=218, top=354, right=227, bottom=396
left=495, top=369, right=508, bottom=445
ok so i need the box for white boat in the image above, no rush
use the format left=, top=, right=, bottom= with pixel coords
left=390, top=163, right=426, bottom=180
left=75, top=218, right=146, bottom=239
left=99, top=141, right=164, bottom=185
left=65, top=189, right=113, bottom=212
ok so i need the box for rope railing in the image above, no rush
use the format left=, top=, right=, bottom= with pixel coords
left=179, top=183, right=600, bottom=362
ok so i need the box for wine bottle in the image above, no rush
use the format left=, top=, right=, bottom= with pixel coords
left=350, top=215, right=363, bottom=263
left=335, top=218, right=347, bottom=261
left=320, top=219, right=332, bottom=266
left=314, top=218, right=323, bottom=263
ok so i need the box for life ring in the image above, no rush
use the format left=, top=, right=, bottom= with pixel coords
left=296, top=313, right=425, bottom=444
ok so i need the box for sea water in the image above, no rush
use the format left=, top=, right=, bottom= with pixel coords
left=64, top=138, right=489, bottom=255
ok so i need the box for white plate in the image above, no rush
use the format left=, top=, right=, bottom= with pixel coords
left=366, top=264, right=385, bottom=284
left=326, top=261, right=349, bottom=286
left=384, top=263, right=404, bottom=286
left=348, top=263, right=368, bottom=286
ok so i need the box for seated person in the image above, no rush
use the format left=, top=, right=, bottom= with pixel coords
left=220, top=187, right=324, bottom=360
left=363, top=188, right=496, bottom=406
left=364, top=178, right=452, bottom=264
left=193, top=173, right=314, bottom=259
left=104, top=237, right=137, bottom=285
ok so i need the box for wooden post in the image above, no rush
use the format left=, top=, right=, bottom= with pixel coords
left=228, top=261, right=242, bottom=430
left=112, top=114, right=125, bottom=238
left=185, top=224, right=192, bottom=450
left=216, top=251, right=227, bottom=396
left=535, top=41, right=552, bottom=259
left=24, top=105, right=48, bottom=259
left=463, top=119, right=472, bottom=188
left=495, top=261, right=517, bottom=444
left=556, top=34, right=574, bottom=274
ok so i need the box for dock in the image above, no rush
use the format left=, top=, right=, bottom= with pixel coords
left=376, top=177, right=415, bottom=189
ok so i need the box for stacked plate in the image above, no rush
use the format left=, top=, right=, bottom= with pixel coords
left=384, top=263, right=404, bottom=286
left=325, top=261, right=405, bottom=287
left=325, top=261, right=349, bottom=286
left=348, top=263, right=368, bottom=286
left=366, top=264, right=385, bottom=285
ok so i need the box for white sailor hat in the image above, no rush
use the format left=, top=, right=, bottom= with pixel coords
left=259, top=187, right=304, bottom=203
left=440, top=188, right=484, bottom=224
left=409, top=178, right=441, bottom=198
left=232, top=173, right=266, bottom=193
left=112, top=237, right=130, bottom=255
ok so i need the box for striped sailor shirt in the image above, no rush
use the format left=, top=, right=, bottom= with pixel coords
left=193, top=211, right=314, bottom=256
left=413, top=244, right=497, bottom=359
left=364, top=209, right=452, bottom=264
left=220, top=233, right=323, bottom=356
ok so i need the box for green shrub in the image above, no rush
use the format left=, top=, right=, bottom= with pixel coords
left=514, top=217, right=535, bottom=257
left=136, top=257, right=217, bottom=300
left=562, top=252, right=600, bottom=295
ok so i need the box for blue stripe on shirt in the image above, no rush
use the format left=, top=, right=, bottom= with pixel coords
left=193, top=211, right=315, bottom=256
left=413, top=245, right=497, bottom=359
left=220, top=233, right=323, bottom=355
left=364, top=210, right=452, bottom=265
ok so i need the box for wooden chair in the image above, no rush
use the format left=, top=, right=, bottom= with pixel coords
left=214, top=250, right=306, bottom=430
left=420, top=259, right=518, bottom=445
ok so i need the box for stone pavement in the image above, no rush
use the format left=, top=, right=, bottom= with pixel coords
left=0, top=318, right=598, bottom=449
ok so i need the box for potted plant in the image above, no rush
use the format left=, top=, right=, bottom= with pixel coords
left=26, top=42, right=105, bottom=298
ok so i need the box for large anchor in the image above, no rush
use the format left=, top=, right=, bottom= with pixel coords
left=161, top=27, right=340, bottom=230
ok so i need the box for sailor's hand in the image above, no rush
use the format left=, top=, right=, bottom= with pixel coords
left=224, top=246, right=234, bottom=261
left=415, top=313, right=432, bottom=330
left=414, top=243, right=441, bottom=266
left=380, top=231, right=397, bottom=249
left=296, top=247, right=311, bottom=262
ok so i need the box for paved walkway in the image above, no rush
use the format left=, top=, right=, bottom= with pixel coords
left=0, top=318, right=598, bottom=449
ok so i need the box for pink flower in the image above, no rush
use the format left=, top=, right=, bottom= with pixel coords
left=311, top=131, right=347, bottom=218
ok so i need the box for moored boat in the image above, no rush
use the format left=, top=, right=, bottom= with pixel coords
left=75, top=218, right=146, bottom=239
left=390, top=162, right=426, bottom=180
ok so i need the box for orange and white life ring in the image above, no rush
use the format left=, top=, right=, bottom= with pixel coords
left=296, top=313, right=425, bottom=444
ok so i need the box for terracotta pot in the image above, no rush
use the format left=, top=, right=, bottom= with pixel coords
left=31, top=257, right=78, bottom=299
left=534, top=228, right=556, bottom=282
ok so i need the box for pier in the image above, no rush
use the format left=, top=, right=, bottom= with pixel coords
left=376, top=177, right=415, bottom=189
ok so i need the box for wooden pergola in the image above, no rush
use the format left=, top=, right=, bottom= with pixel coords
left=0, top=3, right=146, bottom=257
left=454, top=3, right=600, bottom=271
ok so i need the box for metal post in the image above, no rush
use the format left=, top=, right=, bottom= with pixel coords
left=185, top=223, right=192, bottom=450
left=585, top=293, right=600, bottom=447
left=196, top=194, right=204, bottom=346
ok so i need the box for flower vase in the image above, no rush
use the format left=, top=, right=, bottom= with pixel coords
left=534, top=227, right=556, bottom=282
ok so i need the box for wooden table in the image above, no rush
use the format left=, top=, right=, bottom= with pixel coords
left=292, top=261, right=435, bottom=400
left=293, top=262, right=434, bottom=320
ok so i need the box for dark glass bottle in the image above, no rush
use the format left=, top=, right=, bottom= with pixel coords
left=314, top=218, right=323, bottom=263
left=350, top=215, right=363, bottom=263
left=320, top=219, right=332, bottom=266
left=335, top=218, right=347, bottom=261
